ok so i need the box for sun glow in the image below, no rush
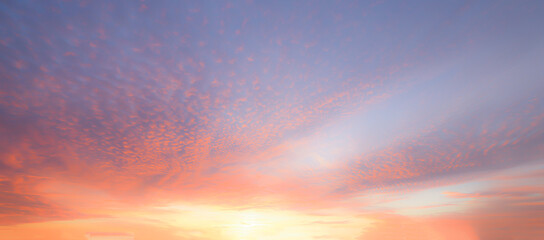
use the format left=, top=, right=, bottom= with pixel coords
left=223, top=211, right=267, bottom=239
left=146, top=204, right=374, bottom=240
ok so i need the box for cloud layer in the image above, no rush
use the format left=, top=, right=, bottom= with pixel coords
left=1, top=0, right=543, bottom=239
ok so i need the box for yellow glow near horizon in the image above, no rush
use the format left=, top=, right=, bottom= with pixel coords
left=223, top=211, right=266, bottom=239
left=143, top=204, right=374, bottom=240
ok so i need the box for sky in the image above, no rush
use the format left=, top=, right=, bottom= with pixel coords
left=1, top=0, right=544, bottom=239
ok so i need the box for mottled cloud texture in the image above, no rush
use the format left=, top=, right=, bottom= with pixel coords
left=1, top=0, right=543, bottom=239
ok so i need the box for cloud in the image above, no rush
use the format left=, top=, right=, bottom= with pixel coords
left=0, top=1, right=543, bottom=239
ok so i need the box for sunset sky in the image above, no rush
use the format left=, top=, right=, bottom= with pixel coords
left=1, top=0, right=544, bottom=239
